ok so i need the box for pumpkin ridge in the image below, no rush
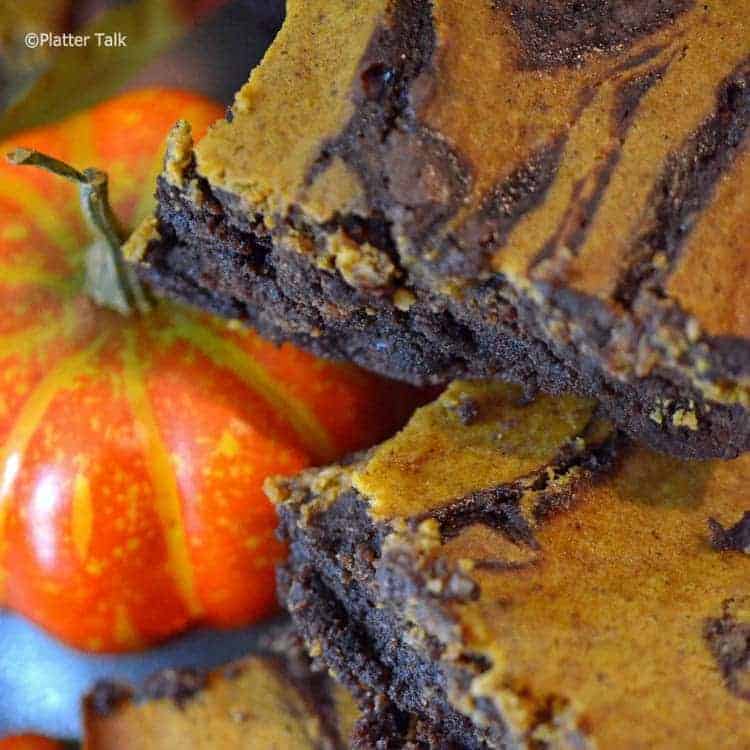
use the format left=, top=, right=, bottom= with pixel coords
left=0, top=263, right=75, bottom=293
left=0, top=319, right=69, bottom=360
left=120, top=328, right=202, bottom=619
left=70, top=471, right=93, bottom=563
left=0, top=339, right=104, bottom=603
left=59, top=111, right=97, bottom=180
left=169, top=312, right=337, bottom=462
left=113, top=602, right=142, bottom=650
left=0, top=179, right=80, bottom=260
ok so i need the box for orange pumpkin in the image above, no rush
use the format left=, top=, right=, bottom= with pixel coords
left=0, top=89, right=419, bottom=652
left=0, top=737, right=64, bottom=750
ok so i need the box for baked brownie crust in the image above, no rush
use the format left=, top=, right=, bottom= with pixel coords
left=142, top=168, right=749, bottom=460
left=133, top=0, right=750, bottom=459
left=270, top=382, right=750, bottom=749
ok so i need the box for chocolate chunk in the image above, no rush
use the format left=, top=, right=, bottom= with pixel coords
left=143, top=667, right=208, bottom=709
left=87, top=680, right=134, bottom=717
left=450, top=395, right=481, bottom=426
left=705, top=600, right=750, bottom=701
left=361, top=62, right=396, bottom=101
left=708, top=512, right=750, bottom=554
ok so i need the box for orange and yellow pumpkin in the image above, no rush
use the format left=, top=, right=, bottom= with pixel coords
left=0, top=89, right=418, bottom=652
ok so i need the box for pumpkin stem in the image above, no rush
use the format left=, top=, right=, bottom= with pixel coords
left=7, top=147, right=151, bottom=316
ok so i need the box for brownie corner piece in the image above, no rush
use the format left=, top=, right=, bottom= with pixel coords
left=134, top=0, right=750, bottom=460
left=270, top=380, right=750, bottom=749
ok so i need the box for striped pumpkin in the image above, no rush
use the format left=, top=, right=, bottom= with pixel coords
left=0, top=89, right=417, bottom=652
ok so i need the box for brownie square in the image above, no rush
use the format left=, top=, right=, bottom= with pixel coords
left=83, top=644, right=359, bottom=749
left=130, top=0, right=750, bottom=459
left=271, top=381, right=750, bottom=748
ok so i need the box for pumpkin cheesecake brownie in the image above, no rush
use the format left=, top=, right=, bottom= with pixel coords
left=130, top=0, right=750, bottom=459
left=269, top=381, right=750, bottom=749
left=83, top=646, right=360, bottom=749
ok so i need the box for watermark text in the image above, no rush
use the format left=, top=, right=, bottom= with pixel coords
left=24, top=32, right=128, bottom=49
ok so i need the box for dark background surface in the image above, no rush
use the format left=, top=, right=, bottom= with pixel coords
left=0, top=0, right=285, bottom=739
left=127, top=0, right=284, bottom=102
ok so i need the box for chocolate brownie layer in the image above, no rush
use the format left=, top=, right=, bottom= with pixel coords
left=270, top=381, right=750, bottom=749
left=131, top=0, right=750, bottom=459
left=83, top=646, right=358, bottom=749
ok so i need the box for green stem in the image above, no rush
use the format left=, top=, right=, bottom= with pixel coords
left=7, top=147, right=151, bottom=315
